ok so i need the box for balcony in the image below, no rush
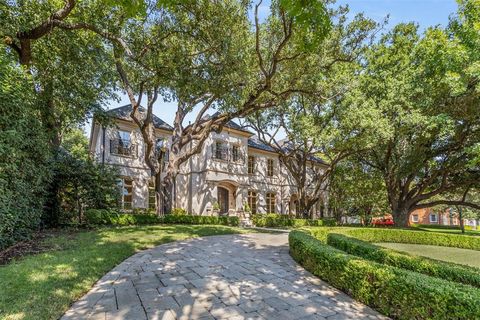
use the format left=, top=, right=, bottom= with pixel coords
left=110, top=139, right=137, bottom=157
left=211, top=145, right=244, bottom=163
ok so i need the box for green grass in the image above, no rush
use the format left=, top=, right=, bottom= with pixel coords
left=415, top=227, right=480, bottom=236
left=0, top=225, right=252, bottom=320
left=375, top=242, right=480, bottom=268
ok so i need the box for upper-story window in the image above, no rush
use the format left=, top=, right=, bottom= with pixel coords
left=213, top=140, right=228, bottom=160
left=111, top=130, right=136, bottom=156
left=232, top=145, right=240, bottom=162
left=248, top=155, right=255, bottom=174
left=267, top=158, right=275, bottom=177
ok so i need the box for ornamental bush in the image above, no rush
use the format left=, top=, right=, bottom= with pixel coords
left=252, top=213, right=336, bottom=228
left=327, top=233, right=480, bottom=288
left=289, top=230, right=480, bottom=320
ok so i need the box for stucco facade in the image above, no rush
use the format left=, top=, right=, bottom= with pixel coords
left=90, top=105, right=327, bottom=217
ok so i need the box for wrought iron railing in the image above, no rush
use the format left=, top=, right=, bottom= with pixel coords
left=211, top=144, right=244, bottom=163
left=110, top=139, right=137, bottom=157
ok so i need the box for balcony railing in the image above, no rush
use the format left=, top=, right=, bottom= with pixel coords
left=110, top=139, right=137, bottom=157
left=211, top=145, right=244, bottom=163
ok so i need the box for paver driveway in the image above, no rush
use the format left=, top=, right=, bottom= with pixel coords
left=62, top=233, right=388, bottom=320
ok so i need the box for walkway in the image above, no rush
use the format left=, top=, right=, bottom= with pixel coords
left=62, top=233, right=387, bottom=320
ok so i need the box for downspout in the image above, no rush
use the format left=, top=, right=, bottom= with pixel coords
left=102, top=125, right=106, bottom=164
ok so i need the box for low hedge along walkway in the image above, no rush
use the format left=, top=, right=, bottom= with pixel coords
left=289, top=230, right=480, bottom=319
left=327, top=233, right=480, bottom=288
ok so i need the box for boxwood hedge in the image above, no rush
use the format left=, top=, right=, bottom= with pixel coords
left=341, top=228, right=480, bottom=251
left=85, top=209, right=239, bottom=226
left=327, top=232, right=480, bottom=288
left=289, top=230, right=480, bottom=320
left=252, top=213, right=336, bottom=228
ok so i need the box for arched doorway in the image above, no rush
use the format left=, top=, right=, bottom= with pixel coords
left=217, top=186, right=229, bottom=214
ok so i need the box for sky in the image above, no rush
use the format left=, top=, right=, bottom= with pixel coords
left=84, top=0, right=458, bottom=137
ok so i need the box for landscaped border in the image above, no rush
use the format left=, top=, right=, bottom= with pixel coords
left=85, top=209, right=240, bottom=226
left=326, top=232, right=480, bottom=288
left=289, top=230, right=480, bottom=320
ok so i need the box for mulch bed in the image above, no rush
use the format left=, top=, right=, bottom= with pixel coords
left=0, top=229, right=78, bottom=265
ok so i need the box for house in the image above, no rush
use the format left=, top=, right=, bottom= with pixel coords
left=89, top=105, right=328, bottom=217
left=409, top=208, right=478, bottom=229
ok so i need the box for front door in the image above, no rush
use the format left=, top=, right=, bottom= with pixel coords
left=218, top=187, right=229, bottom=214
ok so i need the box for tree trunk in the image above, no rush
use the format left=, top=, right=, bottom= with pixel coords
left=458, top=206, right=465, bottom=234
left=392, top=206, right=410, bottom=227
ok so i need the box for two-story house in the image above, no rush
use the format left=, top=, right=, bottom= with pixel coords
left=89, top=105, right=327, bottom=217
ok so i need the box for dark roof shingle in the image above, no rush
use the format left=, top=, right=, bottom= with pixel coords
left=106, top=104, right=173, bottom=131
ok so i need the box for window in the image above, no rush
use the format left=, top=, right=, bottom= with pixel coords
left=111, top=130, right=135, bottom=156
left=232, top=145, right=240, bottom=162
left=117, top=177, right=133, bottom=210
left=266, top=192, right=276, bottom=213
left=430, top=213, right=438, bottom=223
left=247, top=191, right=257, bottom=214
left=411, top=214, right=419, bottom=223
left=267, top=159, right=274, bottom=177
left=148, top=181, right=156, bottom=209
left=248, top=155, right=255, bottom=174
left=214, top=141, right=227, bottom=160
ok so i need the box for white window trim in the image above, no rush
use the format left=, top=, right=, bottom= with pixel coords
left=429, top=213, right=438, bottom=223
left=411, top=214, right=419, bottom=223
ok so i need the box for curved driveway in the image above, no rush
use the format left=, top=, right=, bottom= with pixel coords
left=62, top=233, right=387, bottom=320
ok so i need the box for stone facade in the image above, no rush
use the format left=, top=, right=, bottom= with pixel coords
left=89, top=105, right=328, bottom=217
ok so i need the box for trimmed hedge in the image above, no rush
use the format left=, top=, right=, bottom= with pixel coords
left=252, top=213, right=336, bottom=228
left=85, top=209, right=160, bottom=225
left=162, top=214, right=239, bottom=226
left=411, top=224, right=474, bottom=231
left=327, top=233, right=480, bottom=288
left=85, top=209, right=239, bottom=226
left=289, top=230, right=480, bottom=320
left=341, top=228, right=480, bottom=251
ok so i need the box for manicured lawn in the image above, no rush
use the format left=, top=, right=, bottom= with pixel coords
left=376, top=242, right=480, bottom=268
left=416, top=227, right=480, bottom=236
left=0, top=225, right=253, bottom=320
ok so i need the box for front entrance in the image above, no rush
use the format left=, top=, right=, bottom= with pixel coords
left=218, top=187, right=229, bottom=214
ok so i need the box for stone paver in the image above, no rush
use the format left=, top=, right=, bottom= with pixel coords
left=62, top=233, right=388, bottom=320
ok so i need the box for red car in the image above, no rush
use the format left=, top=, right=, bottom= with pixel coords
left=372, top=217, right=395, bottom=226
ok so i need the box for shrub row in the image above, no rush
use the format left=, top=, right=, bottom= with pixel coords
left=411, top=223, right=474, bottom=231
left=85, top=209, right=160, bottom=225
left=327, top=233, right=480, bottom=288
left=85, top=209, right=240, bottom=226
left=341, top=228, right=480, bottom=251
left=289, top=230, right=480, bottom=320
left=162, top=214, right=239, bottom=226
left=252, top=213, right=336, bottom=228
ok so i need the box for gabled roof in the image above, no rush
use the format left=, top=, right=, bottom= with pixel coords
left=105, top=104, right=173, bottom=131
